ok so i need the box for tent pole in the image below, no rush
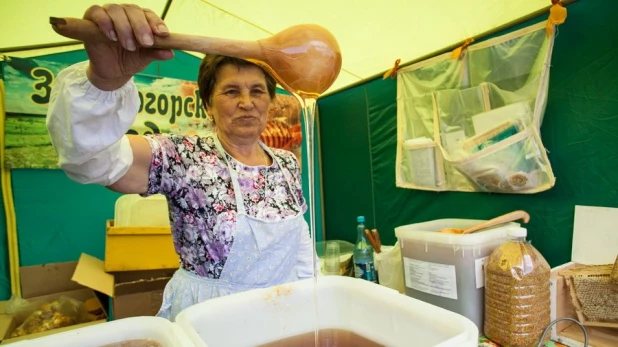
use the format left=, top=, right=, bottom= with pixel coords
left=161, top=0, right=174, bottom=20
left=0, top=78, right=21, bottom=298
left=0, top=41, right=81, bottom=54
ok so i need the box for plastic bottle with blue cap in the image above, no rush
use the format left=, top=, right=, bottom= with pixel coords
left=353, top=216, right=377, bottom=283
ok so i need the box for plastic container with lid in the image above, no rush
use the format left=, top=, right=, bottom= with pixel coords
left=6, top=316, right=194, bottom=347
left=394, top=218, right=519, bottom=332
left=175, top=276, right=479, bottom=346
left=114, top=193, right=170, bottom=227
left=484, top=226, right=551, bottom=347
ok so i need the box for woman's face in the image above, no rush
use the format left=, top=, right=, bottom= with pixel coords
left=206, top=64, right=272, bottom=143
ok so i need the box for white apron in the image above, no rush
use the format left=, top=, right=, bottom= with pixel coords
left=156, top=136, right=306, bottom=321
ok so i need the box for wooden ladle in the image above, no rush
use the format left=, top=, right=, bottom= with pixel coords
left=438, top=210, right=530, bottom=235
left=49, top=17, right=342, bottom=99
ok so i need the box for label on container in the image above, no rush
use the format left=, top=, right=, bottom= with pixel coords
left=354, top=261, right=378, bottom=283
left=403, top=257, right=457, bottom=300
left=475, top=256, right=489, bottom=289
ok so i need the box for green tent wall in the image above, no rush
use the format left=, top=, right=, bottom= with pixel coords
left=318, top=0, right=618, bottom=269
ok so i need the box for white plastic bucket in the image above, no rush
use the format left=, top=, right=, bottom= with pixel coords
left=114, top=194, right=170, bottom=227
left=175, top=276, right=478, bottom=347
left=7, top=316, right=194, bottom=347
left=395, top=218, right=518, bottom=332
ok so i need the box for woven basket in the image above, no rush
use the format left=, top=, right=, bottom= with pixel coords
left=560, top=263, right=618, bottom=325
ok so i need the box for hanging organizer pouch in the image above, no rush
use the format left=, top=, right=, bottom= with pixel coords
left=437, top=119, right=555, bottom=194
left=395, top=21, right=557, bottom=194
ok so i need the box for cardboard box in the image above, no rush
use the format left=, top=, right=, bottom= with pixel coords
left=0, top=301, right=16, bottom=341
left=72, top=253, right=175, bottom=320
left=0, top=261, right=107, bottom=344
left=105, top=220, right=180, bottom=272
left=0, top=315, right=15, bottom=342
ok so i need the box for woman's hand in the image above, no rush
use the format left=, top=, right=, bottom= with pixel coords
left=82, top=4, right=174, bottom=90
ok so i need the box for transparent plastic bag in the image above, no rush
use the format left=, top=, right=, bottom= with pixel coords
left=484, top=227, right=551, bottom=347
left=446, top=123, right=555, bottom=193
left=7, top=296, right=91, bottom=338
left=5, top=295, right=42, bottom=322
left=374, top=242, right=405, bottom=294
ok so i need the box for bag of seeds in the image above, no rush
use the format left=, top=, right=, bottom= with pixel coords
left=484, top=227, right=551, bottom=347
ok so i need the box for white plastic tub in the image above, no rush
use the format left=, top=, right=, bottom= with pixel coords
left=175, top=276, right=478, bottom=347
left=7, top=316, right=194, bottom=347
left=114, top=194, right=170, bottom=227
left=395, top=219, right=518, bottom=332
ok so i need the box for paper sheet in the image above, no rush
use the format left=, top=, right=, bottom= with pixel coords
left=471, top=101, right=530, bottom=134
left=572, top=205, right=618, bottom=265
left=403, top=139, right=438, bottom=187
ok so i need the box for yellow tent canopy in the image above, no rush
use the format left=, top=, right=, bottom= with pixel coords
left=0, top=0, right=562, bottom=95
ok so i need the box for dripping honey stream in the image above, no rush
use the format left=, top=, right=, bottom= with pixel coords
left=50, top=16, right=343, bottom=346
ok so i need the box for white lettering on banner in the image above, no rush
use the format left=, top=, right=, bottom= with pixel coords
left=2, top=57, right=207, bottom=132
left=403, top=257, right=458, bottom=300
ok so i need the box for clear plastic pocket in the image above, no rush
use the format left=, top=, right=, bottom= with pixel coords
left=399, top=137, right=446, bottom=190
left=446, top=126, right=555, bottom=193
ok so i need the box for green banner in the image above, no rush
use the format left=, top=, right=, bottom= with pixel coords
left=2, top=56, right=302, bottom=169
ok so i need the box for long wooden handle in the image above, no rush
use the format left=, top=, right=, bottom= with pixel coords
left=49, top=17, right=264, bottom=60
left=461, top=210, right=530, bottom=234
left=364, top=229, right=381, bottom=253
left=371, top=229, right=381, bottom=251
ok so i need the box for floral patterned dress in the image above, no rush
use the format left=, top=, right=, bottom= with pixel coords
left=143, top=133, right=307, bottom=279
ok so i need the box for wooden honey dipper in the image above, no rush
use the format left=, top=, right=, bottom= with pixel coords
left=49, top=17, right=342, bottom=99
left=438, top=210, right=530, bottom=235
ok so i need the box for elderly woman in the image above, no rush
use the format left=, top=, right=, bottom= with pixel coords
left=46, top=3, right=318, bottom=321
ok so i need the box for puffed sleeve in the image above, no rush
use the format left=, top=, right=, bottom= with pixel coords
left=46, top=61, right=139, bottom=186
